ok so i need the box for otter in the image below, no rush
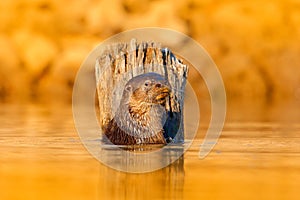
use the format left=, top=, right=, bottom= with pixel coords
left=104, top=72, right=171, bottom=145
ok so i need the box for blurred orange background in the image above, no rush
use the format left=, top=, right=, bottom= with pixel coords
left=1, top=0, right=300, bottom=104
left=1, top=1, right=300, bottom=200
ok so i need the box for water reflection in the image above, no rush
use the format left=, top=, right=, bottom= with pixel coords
left=95, top=142, right=186, bottom=173
left=96, top=142, right=185, bottom=199
left=98, top=153, right=184, bottom=200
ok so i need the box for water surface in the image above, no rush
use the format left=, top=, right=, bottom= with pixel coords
left=0, top=103, right=300, bottom=200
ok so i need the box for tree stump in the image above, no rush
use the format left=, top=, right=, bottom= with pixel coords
left=95, top=39, right=188, bottom=143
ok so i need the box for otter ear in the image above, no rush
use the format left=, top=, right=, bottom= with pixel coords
left=125, top=85, right=132, bottom=92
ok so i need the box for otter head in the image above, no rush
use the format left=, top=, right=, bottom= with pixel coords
left=123, top=73, right=170, bottom=108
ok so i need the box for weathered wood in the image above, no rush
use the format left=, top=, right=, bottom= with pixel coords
left=95, top=39, right=188, bottom=143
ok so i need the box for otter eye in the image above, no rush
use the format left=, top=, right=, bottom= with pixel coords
left=144, top=80, right=151, bottom=87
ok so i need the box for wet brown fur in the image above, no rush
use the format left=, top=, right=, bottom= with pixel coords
left=104, top=73, right=170, bottom=145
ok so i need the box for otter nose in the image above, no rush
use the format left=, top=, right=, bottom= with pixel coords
left=155, top=83, right=162, bottom=88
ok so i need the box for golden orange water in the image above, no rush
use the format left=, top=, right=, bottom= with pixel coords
left=1, top=103, right=300, bottom=200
